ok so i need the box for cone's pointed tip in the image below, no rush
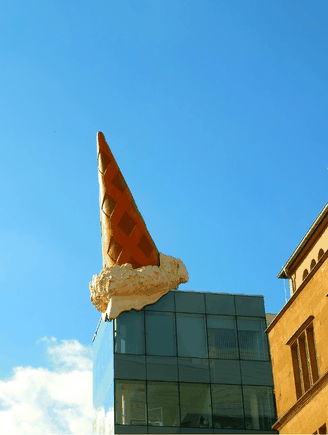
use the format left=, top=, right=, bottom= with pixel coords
left=97, top=131, right=105, bottom=144
left=97, top=131, right=108, bottom=153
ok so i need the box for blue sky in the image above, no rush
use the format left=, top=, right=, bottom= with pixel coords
left=1, top=0, right=328, bottom=433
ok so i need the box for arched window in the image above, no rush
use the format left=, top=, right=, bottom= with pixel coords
left=310, top=259, right=316, bottom=270
left=302, top=269, right=309, bottom=280
left=318, top=249, right=324, bottom=261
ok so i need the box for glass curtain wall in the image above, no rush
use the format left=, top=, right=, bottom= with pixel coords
left=114, top=381, right=146, bottom=426
left=179, top=383, right=212, bottom=428
left=112, top=303, right=277, bottom=433
left=176, top=313, right=208, bottom=358
left=207, top=315, right=239, bottom=359
left=93, top=318, right=114, bottom=435
left=145, top=312, right=177, bottom=356
left=147, top=382, right=180, bottom=427
left=243, top=386, right=277, bottom=430
left=237, top=317, right=269, bottom=361
left=114, top=310, right=145, bottom=355
left=211, top=384, right=244, bottom=430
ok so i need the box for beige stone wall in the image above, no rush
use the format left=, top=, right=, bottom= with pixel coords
left=268, top=256, right=328, bottom=432
left=281, top=386, right=328, bottom=434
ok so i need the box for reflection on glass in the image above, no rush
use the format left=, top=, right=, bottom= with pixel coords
left=93, top=406, right=114, bottom=435
left=211, top=384, right=244, bottom=429
left=176, top=313, right=208, bottom=358
left=147, top=382, right=180, bottom=427
left=243, top=386, right=276, bottom=431
left=178, top=357, right=209, bottom=382
left=145, top=312, right=177, bottom=356
left=115, top=380, right=147, bottom=426
left=237, top=317, right=268, bottom=361
left=207, top=315, right=238, bottom=359
left=114, top=310, right=145, bottom=355
left=296, top=345, right=304, bottom=393
left=179, top=383, right=212, bottom=428
left=93, top=320, right=114, bottom=411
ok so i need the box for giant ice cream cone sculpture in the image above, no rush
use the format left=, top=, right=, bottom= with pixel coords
left=90, top=132, right=189, bottom=320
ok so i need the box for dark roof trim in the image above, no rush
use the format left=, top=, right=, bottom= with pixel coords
left=278, top=202, right=328, bottom=279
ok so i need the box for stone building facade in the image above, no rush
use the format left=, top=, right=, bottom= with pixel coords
left=265, top=202, right=328, bottom=434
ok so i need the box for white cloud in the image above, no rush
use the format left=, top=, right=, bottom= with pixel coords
left=36, top=337, right=57, bottom=344
left=0, top=338, right=94, bottom=434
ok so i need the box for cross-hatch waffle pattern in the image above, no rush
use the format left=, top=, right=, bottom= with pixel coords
left=97, top=132, right=160, bottom=269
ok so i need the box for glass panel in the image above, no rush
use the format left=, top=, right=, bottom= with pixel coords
left=306, top=326, right=320, bottom=383
left=115, top=380, right=146, bottom=426
left=304, top=337, right=312, bottom=387
left=114, top=310, right=145, bottom=355
left=178, top=358, right=210, bottom=383
left=146, top=312, right=177, bottom=356
left=296, top=344, right=304, bottom=394
left=176, top=313, right=208, bottom=358
left=93, top=320, right=114, bottom=411
left=209, top=359, right=241, bottom=384
left=175, top=291, right=205, bottom=313
left=114, top=355, right=146, bottom=380
left=93, top=320, right=115, bottom=435
left=207, top=316, right=238, bottom=359
left=243, top=386, right=276, bottom=431
left=298, top=333, right=311, bottom=391
left=146, top=356, right=178, bottom=381
left=211, top=385, right=244, bottom=430
left=147, top=382, right=180, bottom=427
left=179, top=383, right=212, bottom=429
left=237, top=317, right=268, bottom=361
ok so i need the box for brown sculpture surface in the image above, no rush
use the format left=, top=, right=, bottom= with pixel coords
left=90, top=132, right=189, bottom=320
left=97, top=131, right=159, bottom=270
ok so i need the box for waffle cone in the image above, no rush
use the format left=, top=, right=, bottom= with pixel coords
left=97, top=132, right=160, bottom=269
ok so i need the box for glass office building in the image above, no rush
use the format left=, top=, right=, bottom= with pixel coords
left=92, top=291, right=279, bottom=434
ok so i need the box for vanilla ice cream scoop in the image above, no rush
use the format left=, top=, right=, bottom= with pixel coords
left=90, top=252, right=188, bottom=320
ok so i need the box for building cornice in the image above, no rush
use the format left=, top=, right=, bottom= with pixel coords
left=265, top=249, right=328, bottom=334
left=278, top=202, right=328, bottom=279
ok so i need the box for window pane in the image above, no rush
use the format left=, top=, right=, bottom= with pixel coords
left=176, top=314, right=208, bottom=358
left=147, top=382, right=180, bottom=427
left=211, top=385, right=244, bottom=430
left=237, top=317, right=268, bottom=361
left=93, top=320, right=114, bottom=410
left=207, top=316, right=238, bottom=359
left=291, top=343, right=303, bottom=398
left=178, top=357, right=210, bottom=383
left=179, top=383, right=212, bottom=429
left=114, top=380, right=146, bottom=426
left=146, top=312, right=176, bottom=356
left=243, top=386, right=276, bottom=431
left=146, top=356, right=178, bottom=381
left=304, top=337, right=312, bottom=387
left=93, top=320, right=115, bottom=435
left=115, top=310, right=145, bottom=355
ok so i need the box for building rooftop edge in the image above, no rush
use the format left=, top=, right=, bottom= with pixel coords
left=278, top=201, right=328, bottom=279
left=92, top=291, right=274, bottom=341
